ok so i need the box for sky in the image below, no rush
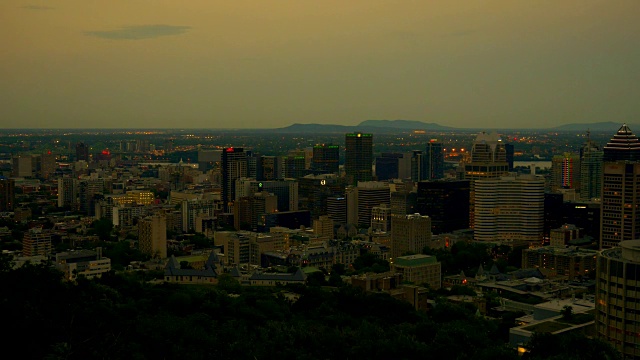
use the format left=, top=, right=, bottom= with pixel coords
left=1, top=0, right=639, bottom=130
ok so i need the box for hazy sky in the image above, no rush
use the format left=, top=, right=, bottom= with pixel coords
left=1, top=1, right=639, bottom=129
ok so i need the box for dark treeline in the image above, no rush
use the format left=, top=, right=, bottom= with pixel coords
left=1, top=258, right=619, bottom=360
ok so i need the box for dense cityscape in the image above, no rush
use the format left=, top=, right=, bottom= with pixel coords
left=0, top=120, right=638, bottom=358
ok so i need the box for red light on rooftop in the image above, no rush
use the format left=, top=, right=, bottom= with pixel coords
left=226, top=147, right=234, bottom=152
left=101, top=149, right=110, bottom=155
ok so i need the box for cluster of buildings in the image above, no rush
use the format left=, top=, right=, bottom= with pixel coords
left=4, top=124, right=640, bottom=358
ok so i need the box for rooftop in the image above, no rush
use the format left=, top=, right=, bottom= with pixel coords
left=393, top=254, right=438, bottom=267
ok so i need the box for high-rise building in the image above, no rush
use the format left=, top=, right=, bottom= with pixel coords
left=234, top=192, right=277, bottom=232
left=603, top=123, right=640, bottom=162
left=375, top=152, right=411, bottom=181
left=181, top=199, right=219, bottom=233
left=58, top=177, right=77, bottom=209
left=257, top=156, right=280, bottom=181
left=298, top=174, right=342, bottom=218
left=313, top=215, right=334, bottom=238
left=345, top=132, right=373, bottom=185
left=326, top=196, right=347, bottom=225
left=410, top=150, right=426, bottom=182
left=371, top=204, right=392, bottom=232
left=550, top=152, right=580, bottom=192
left=312, top=144, right=339, bottom=174
left=12, top=155, right=32, bottom=178
left=474, top=174, right=544, bottom=245
left=425, top=140, right=444, bottom=180
left=600, top=124, right=640, bottom=250
left=391, top=254, right=441, bottom=290
left=138, top=214, right=167, bottom=259
left=579, top=135, right=603, bottom=201
left=416, top=180, right=470, bottom=234
left=505, top=143, right=515, bottom=171
left=222, top=147, right=248, bottom=212
left=78, top=179, right=105, bottom=216
left=354, top=181, right=390, bottom=228
left=390, top=214, right=432, bottom=258
left=596, top=240, right=640, bottom=359
left=0, top=177, right=15, bottom=212
left=283, top=155, right=306, bottom=179
left=464, top=131, right=510, bottom=228
left=75, top=142, right=90, bottom=161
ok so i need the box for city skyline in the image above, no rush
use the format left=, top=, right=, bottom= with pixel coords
left=2, top=1, right=640, bottom=130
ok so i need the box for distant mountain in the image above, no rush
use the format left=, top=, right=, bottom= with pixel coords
left=267, top=119, right=455, bottom=133
left=357, top=119, right=454, bottom=130
left=552, top=121, right=640, bottom=132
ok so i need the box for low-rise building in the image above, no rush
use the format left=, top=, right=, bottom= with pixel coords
left=55, top=248, right=111, bottom=281
left=391, top=254, right=441, bottom=289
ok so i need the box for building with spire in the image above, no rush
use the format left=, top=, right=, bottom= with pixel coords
left=600, top=124, right=640, bottom=249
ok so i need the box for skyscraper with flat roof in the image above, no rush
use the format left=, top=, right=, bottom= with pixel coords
left=222, top=147, right=248, bottom=212
left=425, top=140, right=444, bottom=180
left=312, top=144, right=339, bottom=174
left=345, top=132, right=373, bottom=185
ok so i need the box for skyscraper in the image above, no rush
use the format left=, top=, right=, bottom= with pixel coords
left=425, top=140, right=444, bottom=180
left=416, top=180, right=470, bottom=234
left=345, top=132, right=373, bottom=185
left=354, top=181, right=390, bottom=228
left=464, top=131, right=510, bottom=227
left=600, top=124, right=640, bottom=250
left=579, top=134, right=603, bottom=201
left=474, top=174, right=544, bottom=245
left=75, top=142, right=89, bottom=161
left=0, top=177, right=15, bottom=212
left=222, top=147, right=248, bottom=212
left=550, top=152, right=580, bottom=192
left=312, top=144, right=339, bottom=174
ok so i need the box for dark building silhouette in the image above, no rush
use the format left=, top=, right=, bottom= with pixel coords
left=375, top=153, right=402, bottom=181
left=312, top=144, right=339, bottom=174
left=257, top=155, right=280, bottom=181
left=258, top=210, right=311, bottom=232
left=411, top=150, right=426, bottom=182
left=283, top=155, right=306, bottom=179
left=222, top=147, right=248, bottom=212
left=416, top=180, right=470, bottom=234
left=505, top=143, right=515, bottom=171
left=75, top=142, right=89, bottom=161
left=0, top=177, right=15, bottom=212
left=425, top=140, right=444, bottom=180
left=345, top=132, right=373, bottom=185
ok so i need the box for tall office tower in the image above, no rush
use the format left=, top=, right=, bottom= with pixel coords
left=390, top=213, right=432, bottom=258
left=345, top=132, right=373, bottom=185
left=355, top=181, right=390, bottom=228
left=474, top=174, right=544, bottom=245
left=411, top=150, right=426, bottom=182
left=234, top=192, right=277, bottom=231
left=375, top=153, right=412, bottom=181
left=425, top=140, right=444, bottom=180
left=505, top=143, right=515, bottom=171
left=579, top=135, right=603, bottom=201
left=464, top=131, right=510, bottom=227
left=136, top=139, right=150, bottom=153
left=298, top=174, right=341, bottom=218
left=257, top=156, right=280, bottom=181
left=416, top=180, right=470, bottom=234
left=312, top=144, right=339, bottom=174
left=76, top=142, right=89, bottom=161
left=58, top=177, right=77, bottom=208
left=326, top=196, right=347, bottom=225
left=0, top=177, right=15, bottom=211
left=222, top=147, right=248, bottom=212
left=371, top=204, right=392, bottom=232
left=283, top=155, right=306, bottom=179
left=596, top=240, right=640, bottom=359
left=22, top=227, right=52, bottom=257
left=246, top=151, right=258, bottom=179
left=600, top=124, right=640, bottom=250
left=78, top=179, right=105, bottom=216
left=12, top=155, right=32, bottom=178
left=138, top=214, right=167, bottom=259
left=550, top=152, right=580, bottom=192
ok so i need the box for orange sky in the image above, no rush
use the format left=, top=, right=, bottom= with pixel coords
left=1, top=0, right=639, bottom=129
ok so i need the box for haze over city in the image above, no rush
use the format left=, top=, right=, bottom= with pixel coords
left=2, top=0, right=639, bottom=129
